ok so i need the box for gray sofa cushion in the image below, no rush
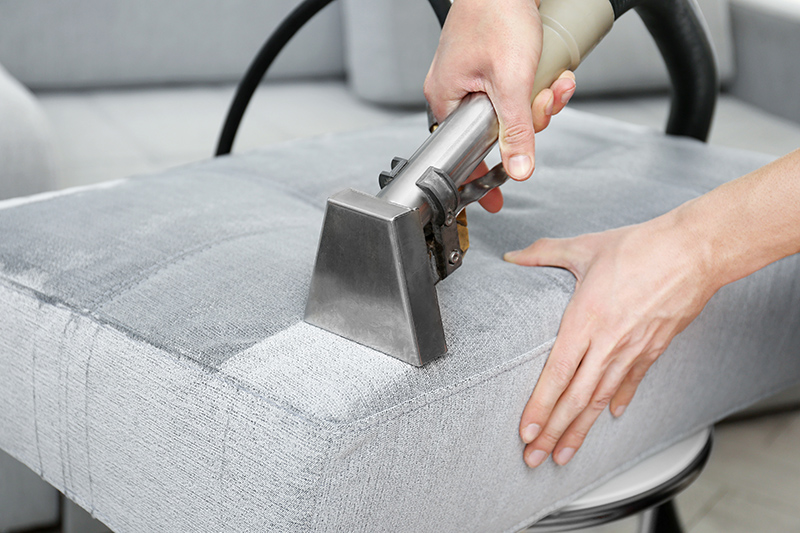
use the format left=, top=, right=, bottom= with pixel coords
left=0, top=0, right=344, bottom=90
left=0, top=64, right=58, bottom=199
left=0, top=110, right=798, bottom=532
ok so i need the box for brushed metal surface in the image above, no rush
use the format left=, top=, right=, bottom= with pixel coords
left=377, top=92, right=498, bottom=224
left=305, top=189, right=446, bottom=365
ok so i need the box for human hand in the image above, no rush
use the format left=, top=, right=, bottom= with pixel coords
left=504, top=215, right=720, bottom=468
left=424, top=0, right=577, bottom=213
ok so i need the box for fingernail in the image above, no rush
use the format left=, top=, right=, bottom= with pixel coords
left=521, top=423, right=541, bottom=443
left=613, top=404, right=626, bottom=417
left=526, top=449, right=547, bottom=468
left=503, top=250, right=522, bottom=262
left=545, top=93, right=555, bottom=116
left=507, top=155, right=532, bottom=180
left=555, top=447, right=575, bottom=466
left=561, top=87, right=576, bottom=105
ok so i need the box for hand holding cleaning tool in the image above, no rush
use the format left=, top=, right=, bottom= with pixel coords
left=305, top=0, right=616, bottom=366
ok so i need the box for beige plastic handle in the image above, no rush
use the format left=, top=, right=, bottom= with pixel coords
left=533, top=0, right=615, bottom=95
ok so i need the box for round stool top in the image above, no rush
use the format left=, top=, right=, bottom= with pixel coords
left=560, top=427, right=712, bottom=512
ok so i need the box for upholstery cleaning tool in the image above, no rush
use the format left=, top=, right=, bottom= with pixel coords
left=304, top=0, right=616, bottom=366
left=215, top=0, right=716, bottom=367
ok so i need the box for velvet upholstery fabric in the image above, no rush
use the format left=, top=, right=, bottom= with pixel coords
left=0, top=110, right=798, bottom=532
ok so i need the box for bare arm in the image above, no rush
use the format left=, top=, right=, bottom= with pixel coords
left=506, top=148, right=800, bottom=468
left=690, top=149, right=800, bottom=286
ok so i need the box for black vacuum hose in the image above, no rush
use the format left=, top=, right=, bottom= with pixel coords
left=611, top=0, right=717, bottom=142
left=609, top=0, right=639, bottom=19
left=216, top=0, right=336, bottom=156
left=636, top=0, right=717, bottom=141
left=216, top=0, right=716, bottom=156
left=216, top=0, right=450, bottom=156
left=427, top=0, right=451, bottom=28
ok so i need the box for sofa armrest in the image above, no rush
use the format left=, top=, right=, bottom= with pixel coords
left=729, top=0, right=800, bottom=124
left=0, top=64, right=59, bottom=200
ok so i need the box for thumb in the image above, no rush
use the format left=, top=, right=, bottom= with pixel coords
left=504, top=238, right=574, bottom=269
left=490, top=84, right=537, bottom=181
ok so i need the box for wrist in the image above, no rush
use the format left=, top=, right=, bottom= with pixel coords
left=663, top=189, right=766, bottom=295
left=656, top=200, right=726, bottom=296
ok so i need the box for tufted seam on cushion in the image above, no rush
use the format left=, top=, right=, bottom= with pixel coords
left=85, top=227, right=304, bottom=312
left=0, top=279, right=340, bottom=531
left=0, top=277, right=347, bottom=436
left=215, top=163, right=330, bottom=212
left=1, top=273, right=557, bottom=434
left=335, top=340, right=555, bottom=432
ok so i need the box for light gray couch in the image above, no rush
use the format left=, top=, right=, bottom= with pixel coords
left=1, top=109, right=799, bottom=533
left=1, top=1, right=800, bottom=532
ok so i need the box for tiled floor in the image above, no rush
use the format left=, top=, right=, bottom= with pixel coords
left=34, top=80, right=800, bottom=532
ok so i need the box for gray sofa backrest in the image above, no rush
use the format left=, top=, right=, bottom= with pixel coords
left=0, top=63, right=59, bottom=198
left=0, top=0, right=733, bottom=101
left=0, top=0, right=344, bottom=90
left=343, top=0, right=735, bottom=105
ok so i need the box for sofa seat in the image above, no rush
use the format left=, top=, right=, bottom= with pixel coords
left=1, top=110, right=799, bottom=532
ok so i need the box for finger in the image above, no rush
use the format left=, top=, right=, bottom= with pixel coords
left=609, top=356, right=655, bottom=417
left=433, top=98, right=463, bottom=125
left=532, top=88, right=554, bottom=133
left=519, top=306, right=589, bottom=449
left=551, top=360, right=630, bottom=465
left=462, top=162, right=504, bottom=213
left=425, top=92, right=463, bottom=125
left=478, top=187, right=504, bottom=213
left=464, top=161, right=490, bottom=184
left=503, top=237, right=577, bottom=272
left=525, top=342, right=613, bottom=464
left=549, top=71, right=576, bottom=116
left=488, top=76, right=537, bottom=181
left=422, top=64, right=468, bottom=124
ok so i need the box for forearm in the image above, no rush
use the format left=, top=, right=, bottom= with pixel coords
left=670, top=149, right=800, bottom=291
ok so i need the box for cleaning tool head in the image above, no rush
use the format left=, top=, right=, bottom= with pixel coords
left=304, top=188, right=445, bottom=366
left=305, top=0, right=615, bottom=365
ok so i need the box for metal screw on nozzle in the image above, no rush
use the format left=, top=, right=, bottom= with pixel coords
left=448, top=250, right=461, bottom=265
